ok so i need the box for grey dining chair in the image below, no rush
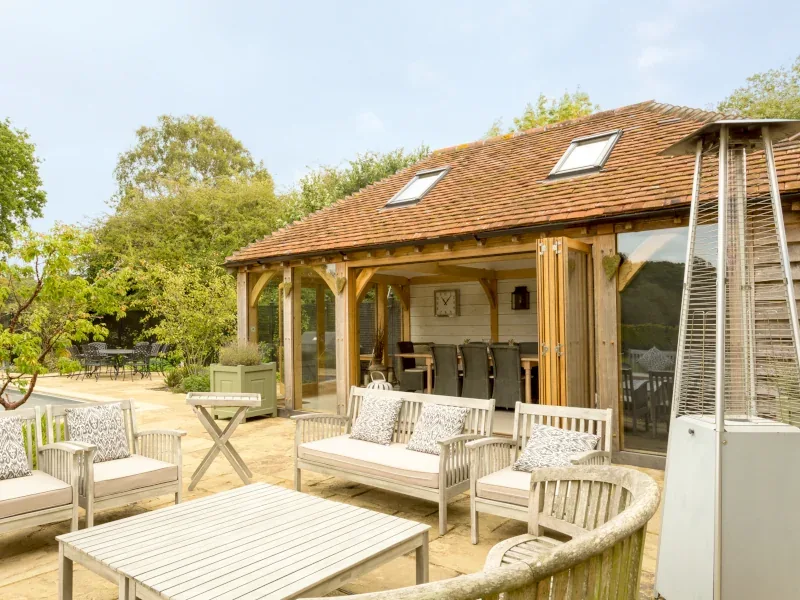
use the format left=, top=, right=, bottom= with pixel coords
left=431, top=344, right=461, bottom=397
left=518, top=341, right=539, bottom=355
left=489, top=344, right=524, bottom=409
left=460, top=342, right=491, bottom=399
left=394, top=341, right=426, bottom=392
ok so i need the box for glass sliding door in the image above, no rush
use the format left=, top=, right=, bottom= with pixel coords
left=299, top=270, right=337, bottom=412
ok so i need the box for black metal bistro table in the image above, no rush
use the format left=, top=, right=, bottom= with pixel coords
left=101, top=348, right=134, bottom=379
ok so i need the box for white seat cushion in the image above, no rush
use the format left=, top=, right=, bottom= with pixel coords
left=476, top=466, right=531, bottom=506
left=93, top=454, right=178, bottom=498
left=0, top=470, right=72, bottom=519
left=299, top=435, right=440, bottom=488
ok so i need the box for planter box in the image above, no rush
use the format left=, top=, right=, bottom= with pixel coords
left=209, top=362, right=277, bottom=420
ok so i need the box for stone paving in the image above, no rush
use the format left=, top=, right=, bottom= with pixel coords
left=0, top=374, right=664, bottom=599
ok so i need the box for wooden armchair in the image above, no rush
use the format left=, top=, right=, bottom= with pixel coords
left=0, top=408, right=90, bottom=533
left=467, top=402, right=614, bottom=543
left=43, top=399, right=185, bottom=527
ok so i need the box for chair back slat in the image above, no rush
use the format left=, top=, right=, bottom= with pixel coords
left=0, top=407, right=38, bottom=468
left=347, top=386, right=494, bottom=442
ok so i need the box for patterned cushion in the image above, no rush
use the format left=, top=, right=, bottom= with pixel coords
left=350, top=394, right=403, bottom=445
left=65, top=403, right=131, bottom=463
left=636, top=347, right=674, bottom=372
left=0, top=417, right=32, bottom=480
left=513, top=424, right=599, bottom=472
left=406, top=404, right=470, bottom=455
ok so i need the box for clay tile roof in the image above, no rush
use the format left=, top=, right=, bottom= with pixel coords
left=226, top=100, right=800, bottom=265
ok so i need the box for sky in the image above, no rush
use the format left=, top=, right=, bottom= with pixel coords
left=1, top=0, right=798, bottom=232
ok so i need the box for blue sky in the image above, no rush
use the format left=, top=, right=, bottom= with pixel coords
left=1, top=0, right=797, bottom=232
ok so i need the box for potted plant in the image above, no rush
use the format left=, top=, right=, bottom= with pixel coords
left=209, top=341, right=277, bottom=420
left=367, top=326, right=388, bottom=381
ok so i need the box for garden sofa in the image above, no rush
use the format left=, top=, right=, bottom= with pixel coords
left=0, top=407, right=89, bottom=534
left=293, top=386, right=495, bottom=535
left=468, top=402, right=614, bottom=543
left=44, top=399, right=185, bottom=527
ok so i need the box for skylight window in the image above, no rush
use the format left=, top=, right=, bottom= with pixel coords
left=549, top=130, right=621, bottom=178
left=386, top=167, right=449, bottom=207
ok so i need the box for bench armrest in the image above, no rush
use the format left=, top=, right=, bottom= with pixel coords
left=135, top=430, right=185, bottom=465
left=37, top=442, right=91, bottom=486
left=570, top=450, right=611, bottom=465
left=293, top=414, right=351, bottom=446
left=468, top=437, right=517, bottom=482
left=439, top=434, right=486, bottom=489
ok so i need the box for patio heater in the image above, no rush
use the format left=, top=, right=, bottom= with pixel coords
left=654, top=120, right=800, bottom=599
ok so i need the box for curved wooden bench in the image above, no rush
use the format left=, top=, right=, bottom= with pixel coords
left=306, top=466, right=660, bottom=600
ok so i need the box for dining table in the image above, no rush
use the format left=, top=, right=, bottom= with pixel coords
left=100, top=348, right=134, bottom=377
left=395, top=352, right=539, bottom=402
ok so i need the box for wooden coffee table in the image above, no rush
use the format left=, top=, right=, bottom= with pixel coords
left=57, top=483, right=430, bottom=600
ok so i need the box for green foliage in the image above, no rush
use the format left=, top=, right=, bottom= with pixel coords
left=57, top=357, right=82, bottom=375
left=218, top=341, right=262, bottom=366
left=621, top=324, right=679, bottom=354
left=0, top=225, right=129, bottom=409
left=485, top=89, right=599, bottom=137
left=0, top=119, right=47, bottom=244
left=113, top=115, right=270, bottom=208
left=178, top=373, right=210, bottom=393
left=140, top=263, right=236, bottom=375
left=282, top=147, right=430, bottom=224
left=90, top=177, right=282, bottom=273
left=718, top=55, right=800, bottom=118
left=164, top=366, right=186, bottom=389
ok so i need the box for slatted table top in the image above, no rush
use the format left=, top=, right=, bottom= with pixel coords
left=185, top=392, right=261, bottom=407
left=57, top=483, right=430, bottom=600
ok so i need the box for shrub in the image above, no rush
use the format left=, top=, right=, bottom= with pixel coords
left=179, top=373, right=210, bottom=393
left=164, top=367, right=186, bottom=389
left=218, top=341, right=262, bottom=366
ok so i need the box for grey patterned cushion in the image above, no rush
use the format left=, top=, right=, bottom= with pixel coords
left=406, top=404, right=470, bottom=455
left=66, top=403, right=131, bottom=463
left=512, top=424, right=599, bottom=472
left=0, top=417, right=32, bottom=480
left=350, top=394, right=403, bottom=445
left=637, top=347, right=674, bottom=372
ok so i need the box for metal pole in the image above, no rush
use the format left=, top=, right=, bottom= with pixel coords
left=713, top=124, right=729, bottom=600
left=670, top=139, right=704, bottom=420
left=763, top=126, right=800, bottom=384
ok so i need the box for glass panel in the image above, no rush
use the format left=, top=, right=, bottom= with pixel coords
left=300, top=273, right=337, bottom=412
left=257, top=279, right=283, bottom=396
left=565, top=246, right=591, bottom=407
left=618, top=226, right=688, bottom=453
left=390, top=171, right=442, bottom=204
left=358, top=288, right=377, bottom=385
left=559, top=137, right=611, bottom=172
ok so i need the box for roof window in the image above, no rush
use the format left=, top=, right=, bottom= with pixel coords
left=549, top=130, right=621, bottom=178
left=386, top=167, right=449, bottom=207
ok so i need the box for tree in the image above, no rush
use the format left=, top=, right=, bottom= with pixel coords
left=0, top=226, right=128, bottom=409
left=112, top=115, right=270, bottom=207
left=485, top=89, right=599, bottom=137
left=141, top=263, right=236, bottom=375
left=90, top=177, right=282, bottom=274
left=282, top=146, right=430, bottom=223
left=718, top=55, right=800, bottom=118
left=0, top=119, right=47, bottom=244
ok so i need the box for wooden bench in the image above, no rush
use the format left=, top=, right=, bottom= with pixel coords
left=293, top=386, right=495, bottom=535
left=44, top=399, right=185, bottom=528
left=467, top=402, right=613, bottom=543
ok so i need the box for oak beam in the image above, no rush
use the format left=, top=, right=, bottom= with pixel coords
left=356, top=267, right=379, bottom=302
left=310, top=265, right=337, bottom=293
left=249, top=270, right=278, bottom=308
left=479, top=278, right=499, bottom=342
left=334, top=263, right=350, bottom=414
left=376, top=283, right=389, bottom=367
left=371, top=273, right=411, bottom=287
left=236, top=270, right=248, bottom=343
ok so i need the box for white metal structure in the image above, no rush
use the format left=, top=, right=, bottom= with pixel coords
left=655, top=120, right=800, bottom=600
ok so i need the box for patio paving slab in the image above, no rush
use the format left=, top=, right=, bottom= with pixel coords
left=0, top=374, right=663, bottom=599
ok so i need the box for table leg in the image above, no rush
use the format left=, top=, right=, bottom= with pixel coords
left=426, top=357, right=433, bottom=394
left=415, top=531, right=429, bottom=584
left=189, top=406, right=252, bottom=490
left=118, top=576, right=133, bottom=599
left=200, top=406, right=252, bottom=476
left=59, top=543, right=73, bottom=600
left=524, top=364, right=532, bottom=403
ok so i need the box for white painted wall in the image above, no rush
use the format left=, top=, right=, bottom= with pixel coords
left=409, top=278, right=536, bottom=344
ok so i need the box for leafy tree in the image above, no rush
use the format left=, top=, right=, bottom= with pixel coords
left=0, top=226, right=129, bottom=409
left=140, top=263, right=236, bottom=375
left=485, top=89, right=599, bottom=137
left=282, top=146, right=430, bottom=223
left=0, top=119, right=47, bottom=244
left=718, top=55, right=800, bottom=118
left=91, top=177, right=282, bottom=273
left=112, top=115, right=270, bottom=207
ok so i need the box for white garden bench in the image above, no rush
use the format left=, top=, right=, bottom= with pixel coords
left=467, top=402, right=613, bottom=543
left=293, top=386, right=495, bottom=535
left=44, top=399, right=185, bottom=527
left=0, top=407, right=89, bottom=534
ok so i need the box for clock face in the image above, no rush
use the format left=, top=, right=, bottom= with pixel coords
left=434, top=289, right=458, bottom=317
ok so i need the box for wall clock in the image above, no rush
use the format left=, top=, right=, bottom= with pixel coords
left=434, top=289, right=459, bottom=317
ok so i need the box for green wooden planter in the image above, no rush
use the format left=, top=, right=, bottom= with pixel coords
left=209, top=362, right=277, bottom=420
